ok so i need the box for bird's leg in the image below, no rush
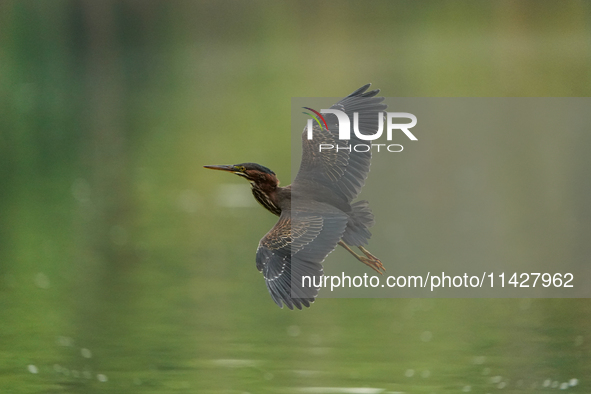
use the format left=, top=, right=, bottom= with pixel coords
left=338, top=241, right=385, bottom=274
left=358, top=245, right=386, bottom=273
left=358, top=246, right=382, bottom=264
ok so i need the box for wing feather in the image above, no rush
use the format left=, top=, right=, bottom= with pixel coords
left=255, top=203, right=348, bottom=309
left=295, top=84, right=387, bottom=203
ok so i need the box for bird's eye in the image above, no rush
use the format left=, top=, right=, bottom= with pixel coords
left=238, top=166, right=246, bottom=172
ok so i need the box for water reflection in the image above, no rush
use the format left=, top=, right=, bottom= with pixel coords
left=9, top=299, right=590, bottom=392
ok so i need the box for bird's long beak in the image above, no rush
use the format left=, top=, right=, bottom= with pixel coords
left=203, top=164, right=238, bottom=173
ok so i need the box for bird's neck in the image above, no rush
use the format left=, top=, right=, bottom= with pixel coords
left=251, top=183, right=282, bottom=216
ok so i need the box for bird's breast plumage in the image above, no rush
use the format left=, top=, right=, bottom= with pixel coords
left=251, top=184, right=282, bottom=216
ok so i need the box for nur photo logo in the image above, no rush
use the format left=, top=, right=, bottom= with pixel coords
left=303, top=106, right=418, bottom=153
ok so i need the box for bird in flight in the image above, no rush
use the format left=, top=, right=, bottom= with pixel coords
left=205, top=84, right=385, bottom=309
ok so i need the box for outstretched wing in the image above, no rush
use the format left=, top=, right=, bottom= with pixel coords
left=255, top=203, right=348, bottom=309
left=295, top=84, right=387, bottom=203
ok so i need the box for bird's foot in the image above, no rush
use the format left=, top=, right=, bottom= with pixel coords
left=358, top=246, right=385, bottom=274
left=337, top=241, right=385, bottom=275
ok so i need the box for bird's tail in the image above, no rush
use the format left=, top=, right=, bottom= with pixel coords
left=341, top=200, right=375, bottom=246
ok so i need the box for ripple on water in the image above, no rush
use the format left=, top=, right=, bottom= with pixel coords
left=211, top=359, right=260, bottom=368
left=287, top=325, right=301, bottom=337
left=292, top=370, right=323, bottom=378
left=420, top=331, right=432, bottom=342
left=296, top=388, right=385, bottom=394
left=81, top=348, right=92, bottom=358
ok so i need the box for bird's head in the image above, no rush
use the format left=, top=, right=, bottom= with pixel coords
left=204, top=162, right=279, bottom=188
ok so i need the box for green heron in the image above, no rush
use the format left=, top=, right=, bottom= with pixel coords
left=205, top=84, right=385, bottom=309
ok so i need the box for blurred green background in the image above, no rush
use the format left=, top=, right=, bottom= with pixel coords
left=1, top=1, right=591, bottom=393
